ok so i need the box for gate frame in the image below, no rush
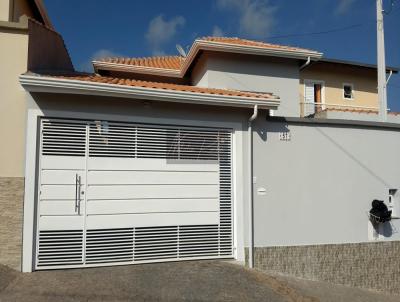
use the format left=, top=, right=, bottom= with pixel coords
left=22, top=106, right=245, bottom=272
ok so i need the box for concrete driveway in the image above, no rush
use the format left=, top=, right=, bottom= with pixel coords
left=0, top=261, right=398, bottom=302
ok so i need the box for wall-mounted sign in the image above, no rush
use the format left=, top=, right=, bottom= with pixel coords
left=279, top=131, right=291, bottom=141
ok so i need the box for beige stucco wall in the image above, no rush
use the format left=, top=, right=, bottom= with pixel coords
left=0, top=30, right=28, bottom=177
left=0, top=0, right=10, bottom=21
left=300, top=63, right=378, bottom=115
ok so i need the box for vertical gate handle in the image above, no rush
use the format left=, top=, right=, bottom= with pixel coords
left=75, top=174, right=82, bottom=215
left=75, top=174, right=79, bottom=213
left=77, top=175, right=81, bottom=215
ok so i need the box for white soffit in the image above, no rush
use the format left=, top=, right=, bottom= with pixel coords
left=19, top=74, right=281, bottom=110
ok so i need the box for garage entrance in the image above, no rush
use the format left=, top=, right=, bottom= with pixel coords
left=35, top=118, right=233, bottom=269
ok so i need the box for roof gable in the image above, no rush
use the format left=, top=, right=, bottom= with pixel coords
left=93, top=37, right=323, bottom=78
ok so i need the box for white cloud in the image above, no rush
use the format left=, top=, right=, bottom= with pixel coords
left=212, top=25, right=224, bottom=37
left=216, top=0, right=277, bottom=39
left=239, top=1, right=276, bottom=38
left=145, top=15, right=185, bottom=55
left=79, top=49, right=122, bottom=72
left=336, top=0, right=357, bottom=15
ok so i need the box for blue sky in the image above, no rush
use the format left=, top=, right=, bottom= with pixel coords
left=43, top=0, right=400, bottom=110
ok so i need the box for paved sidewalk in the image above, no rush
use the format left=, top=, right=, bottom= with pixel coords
left=0, top=261, right=398, bottom=302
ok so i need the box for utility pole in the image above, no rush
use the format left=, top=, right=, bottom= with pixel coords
left=377, top=0, right=387, bottom=121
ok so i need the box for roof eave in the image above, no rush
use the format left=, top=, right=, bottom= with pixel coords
left=93, top=61, right=182, bottom=78
left=19, top=74, right=280, bottom=110
left=318, top=58, right=399, bottom=73
left=180, top=40, right=323, bottom=76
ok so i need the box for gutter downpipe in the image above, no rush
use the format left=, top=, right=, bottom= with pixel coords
left=248, top=104, right=258, bottom=269
left=300, top=56, right=311, bottom=70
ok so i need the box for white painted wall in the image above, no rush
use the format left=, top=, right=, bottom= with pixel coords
left=316, top=110, right=400, bottom=123
left=192, top=53, right=300, bottom=117
left=252, top=118, right=400, bottom=246
left=0, top=0, right=10, bottom=21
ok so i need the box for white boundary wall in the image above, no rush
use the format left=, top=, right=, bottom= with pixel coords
left=253, top=117, right=400, bottom=246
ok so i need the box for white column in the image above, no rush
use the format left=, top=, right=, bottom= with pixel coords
left=377, top=0, right=387, bottom=121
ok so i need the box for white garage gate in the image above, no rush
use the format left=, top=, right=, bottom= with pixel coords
left=35, top=118, right=233, bottom=269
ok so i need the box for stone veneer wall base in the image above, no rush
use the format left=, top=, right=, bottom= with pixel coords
left=0, top=177, right=24, bottom=271
left=245, top=242, right=400, bottom=294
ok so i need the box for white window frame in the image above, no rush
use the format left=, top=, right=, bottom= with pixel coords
left=343, top=83, right=355, bottom=100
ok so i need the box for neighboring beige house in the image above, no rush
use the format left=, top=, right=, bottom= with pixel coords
left=299, top=58, right=398, bottom=117
left=0, top=0, right=73, bottom=270
left=0, top=0, right=53, bottom=178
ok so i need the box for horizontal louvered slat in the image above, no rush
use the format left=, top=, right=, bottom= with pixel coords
left=89, top=121, right=136, bottom=158
left=134, top=226, right=178, bottom=261
left=132, top=225, right=222, bottom=261
left=41, top=120, right=87, bottom=157
left=179, top=225, right=219, bottom=258
left=37, top=230, right=83, bottom=266
left=85, top=228, right=134, bottom=264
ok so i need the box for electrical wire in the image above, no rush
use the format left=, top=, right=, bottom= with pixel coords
left=264, top=0, right=399, bottom=41
left=265, top=23, right=367, bottom=40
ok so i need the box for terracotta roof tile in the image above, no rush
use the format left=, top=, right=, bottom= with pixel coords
left=98, top=56, right=183, bottom=70
left=198, top=37, right=319, bottom=53
left=94, top=37, right=319, bottom=72
left=51, top=73, right=277, bottom=101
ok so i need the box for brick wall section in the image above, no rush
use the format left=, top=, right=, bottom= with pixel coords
left=0, top=177, right=24, bottom=271
left=245, top=242, right=400, bottom=294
